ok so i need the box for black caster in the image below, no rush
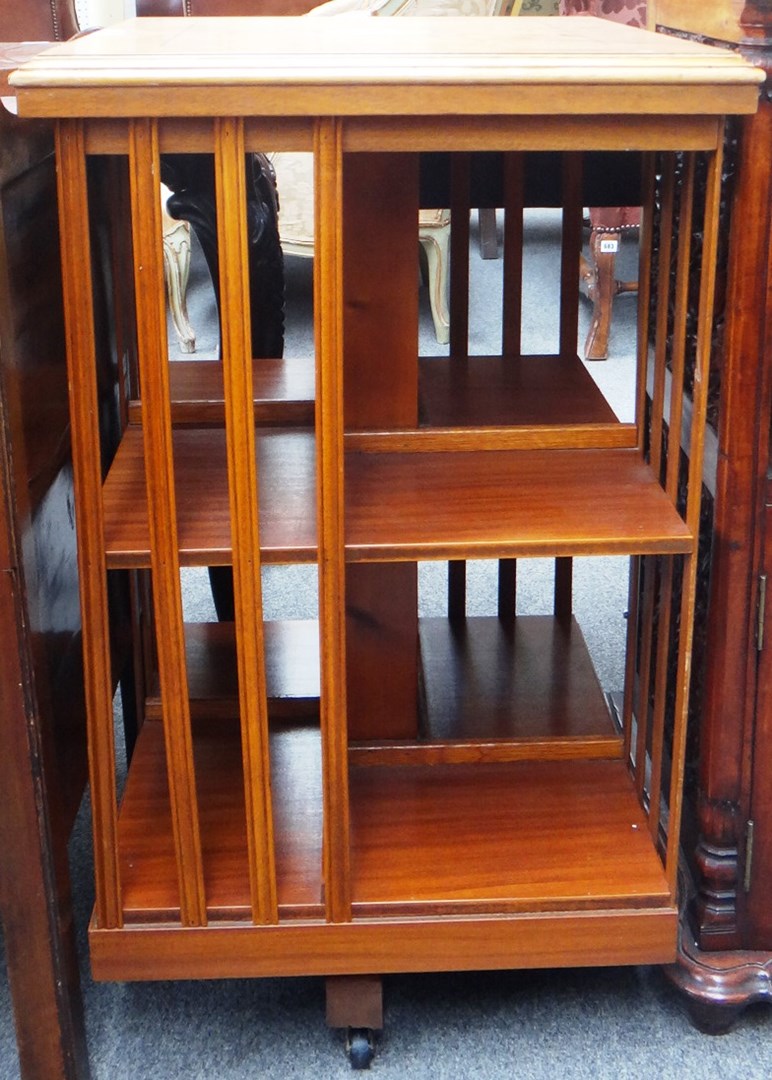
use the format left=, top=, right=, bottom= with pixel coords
left=346, top=1027, right=376, bottom=1070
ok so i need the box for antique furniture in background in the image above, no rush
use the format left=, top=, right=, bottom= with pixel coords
left=559, top=0, right=649, bottom=360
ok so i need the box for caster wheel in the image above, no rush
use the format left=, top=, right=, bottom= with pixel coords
left=346, top=1027, right=375, bottom=1070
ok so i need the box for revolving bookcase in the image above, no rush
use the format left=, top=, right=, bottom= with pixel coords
left=10, top=13, right=762, bottom=1046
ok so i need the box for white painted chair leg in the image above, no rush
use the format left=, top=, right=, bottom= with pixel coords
left=161, top=185, right=196, bottom=355
left=419, top=210, right=451, bottom=346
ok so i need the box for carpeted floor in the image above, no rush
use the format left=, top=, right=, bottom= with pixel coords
left=2, top=210, right=769, bottom=1078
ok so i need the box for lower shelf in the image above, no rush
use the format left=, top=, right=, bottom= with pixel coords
left=351, top=615, right=622, bottom=765
left=116, top=721, right=670, bottom=924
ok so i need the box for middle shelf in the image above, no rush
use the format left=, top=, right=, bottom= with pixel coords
left=102, top=426, right=691, bottom=568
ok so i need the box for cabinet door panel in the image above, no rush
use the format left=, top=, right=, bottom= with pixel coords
left=747, top=481, right=772, bottom=946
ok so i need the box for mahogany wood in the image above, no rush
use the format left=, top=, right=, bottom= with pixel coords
left=348, top=759, right=670, bottom=913
left=0, top=8, right=92, bottom=1073
left=137, top=1, right=320, bottom=19
left=341, top=151, right=420, bottom=745
left=315, top=117, right=352, bottom=924
left=344, top=447, right=693, bottom=561
left=129, top=117, right=206, bottom=927
left=326, top=975, right=383, bottom=1032
left=214, top=116, right=277, bottom=924
left=8, top=12, right=761, bottom=1032
left=345, top=562, right=419, bottom=741
left=0, top=98, right=90, bottom=1069
left=559, top=155, right=583, bottom=360
left=418, top=353, right=619, bottom=429
left=90, top=906, right=678, bottom=982
left=101, top=426, right=317, bottom=567
left=343, top=153, right=418, bottom=432
left=127, top=357, right=315, bottom=427
left=447, top=153, right=472, bottom=620
left=11, top=20, right=763, bottom=121
left=661, top=0, right=772, bottom=1030
left=144, top=619, right=320, bottom=721
left=417, top=615, right=617, bottom=747
left=112, top=720, right=669, bottom=923
left=501, top=152, right=525, bottom=357
left=56, top=120, right=123, bottom=931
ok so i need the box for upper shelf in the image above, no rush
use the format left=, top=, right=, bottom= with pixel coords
left=10, top=17, right=763, bottom=122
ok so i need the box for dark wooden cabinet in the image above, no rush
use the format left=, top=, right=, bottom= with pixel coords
left=655, top=0, right=772, bottom=1029
left=0, top=43, right=90, bottom=1080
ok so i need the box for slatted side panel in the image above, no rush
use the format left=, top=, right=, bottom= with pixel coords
left=664, top=139, right=724, bottom=892
left=624, top=141, right=724, bottom=894
left=214, top=118, right=278, bottom=925
left=55, top=121, right=122, bottom=930
left=128, top=118, right=207, bottom=927
left=647, top=153, right=696, bottom=844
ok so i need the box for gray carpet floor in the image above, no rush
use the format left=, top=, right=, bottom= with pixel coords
left=2, top=210, right=769, bottom=1078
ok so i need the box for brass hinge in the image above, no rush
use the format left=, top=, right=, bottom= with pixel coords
left=758, top=575, right=767, bottom=653
left=744, top=820, right=755, bottom=893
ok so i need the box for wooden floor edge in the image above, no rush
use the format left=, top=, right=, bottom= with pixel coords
left=89, top=907, right=678, bottom=982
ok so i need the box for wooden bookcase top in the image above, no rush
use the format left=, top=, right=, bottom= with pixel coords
left=10, top=16, right=763, bottom=118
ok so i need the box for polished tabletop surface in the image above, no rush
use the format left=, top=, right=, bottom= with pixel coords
left=9, top=16, right=763, bottom=118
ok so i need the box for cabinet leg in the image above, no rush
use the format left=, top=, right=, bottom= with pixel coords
left=325, top=974, right=384, bottom=1033
left=664, top=900, right=772, bottom=1034
left=327, top=976, right=383, bottom=1069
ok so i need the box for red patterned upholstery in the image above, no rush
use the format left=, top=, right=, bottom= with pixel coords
left=558, top=0, right=646, bottom=28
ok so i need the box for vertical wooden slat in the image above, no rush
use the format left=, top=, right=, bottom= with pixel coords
left=634, top=555, right=658, bottom=802
left=498, top=152, right=525, bottom=617
left=497, top=559, right=517, bottom=621
left=554, top=160, right=577, bottom=629
left=449, top=152, right=471, bottom=359
left=559, top=153, right=583, bottom=359
left=622, top=555, right=641, bottom=766
left=315, top=117, right=352, bottom=923
left=501, top=152, right=524, bottom=358
left=647, top=556, right=674, bottom=842
left=649, top=154, right=677, bottom=483
left=665, top=137, right=725, bottom=894
left=635, top=153, right=657, bottom=450
left=665, top=153, right=696, bottom=499
left=448, top=560, right=467, bottom=621
left=128, top=118, right=206, bottom=927
left=55, top=121, right=122, bottom=930
left=214, top=117, right=278, bottom=925
left=684, top=142, right=723, bottom=535
left=554, top=557, right=573, bottom=623
left=448, top=153, right=471, bottom=620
